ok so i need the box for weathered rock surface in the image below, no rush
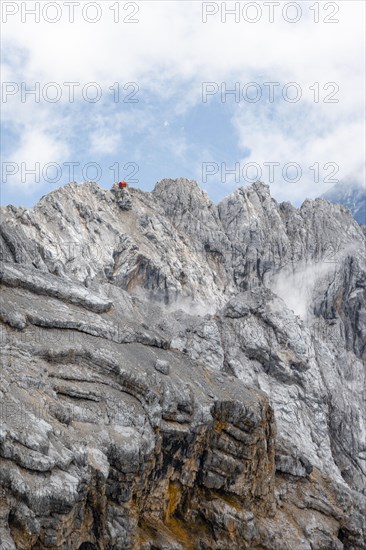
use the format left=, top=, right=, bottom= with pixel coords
left=0, top=178, right=365, bottom=549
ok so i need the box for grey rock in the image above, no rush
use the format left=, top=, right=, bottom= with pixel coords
left=114, top=189, right=133, bottom=211
left=154, top=359, right=170, bottom=375
left=0, top=178, right=365, bottom=549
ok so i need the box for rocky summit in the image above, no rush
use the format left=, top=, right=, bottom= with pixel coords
left=0, top=178, right=365, bottom=550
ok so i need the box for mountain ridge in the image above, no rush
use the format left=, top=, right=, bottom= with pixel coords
left=321, top=180, right=366, bottom=225
left=0, top=178, right=365, bottom=549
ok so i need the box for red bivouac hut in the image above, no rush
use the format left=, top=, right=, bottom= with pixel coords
left=118, top=181, right=128, bottom=189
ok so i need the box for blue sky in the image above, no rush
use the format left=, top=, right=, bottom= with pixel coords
left=1, top=1, right=365, bottom=207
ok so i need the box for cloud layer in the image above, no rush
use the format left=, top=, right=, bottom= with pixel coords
left=1, top=1, right=365, bottom=206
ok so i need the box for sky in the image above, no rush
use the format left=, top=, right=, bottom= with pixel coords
left=1, top=0, right=365, bottom=207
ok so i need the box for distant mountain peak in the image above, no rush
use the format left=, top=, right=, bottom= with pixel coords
left=321, top=180, right=366, bottom=225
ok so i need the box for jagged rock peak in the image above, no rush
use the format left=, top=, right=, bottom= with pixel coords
left=153, top=177, right=214, bottom=212
left=153, top=176, right=202, bottom=193
left=0, top=178, right=365, bottom=549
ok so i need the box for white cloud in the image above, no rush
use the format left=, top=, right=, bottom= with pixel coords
left=6, top=128, right=70, bottom=194
left=2, top=1, right=365, bottom=202
left=232, top=103, right=365, bottom=202
left=89, top=132, right=121, bottom=156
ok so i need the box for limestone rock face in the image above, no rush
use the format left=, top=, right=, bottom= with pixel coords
left=111, top=185, right=133, bottom=211
left=0, top=179, right=365, bottom=549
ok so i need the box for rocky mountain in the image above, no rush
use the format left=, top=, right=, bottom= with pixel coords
left=321, top=181, right=366, bottom=226
left=0, top=179, right=365, bottom=549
